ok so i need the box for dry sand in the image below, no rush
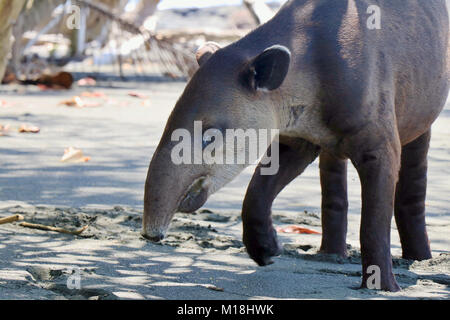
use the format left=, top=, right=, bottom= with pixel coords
left=0, top=81, right=448, bottom=299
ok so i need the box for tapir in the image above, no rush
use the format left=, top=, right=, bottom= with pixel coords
left=143, top=0, right=449, bottom=291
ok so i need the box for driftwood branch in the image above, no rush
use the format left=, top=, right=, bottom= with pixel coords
left=19, top=222, right=89, bottom=235
left=0, top=214, right=24, bottom=225
left=74, top=0, right=198, bottom=76
left=75, top=0, right=144, bottom=35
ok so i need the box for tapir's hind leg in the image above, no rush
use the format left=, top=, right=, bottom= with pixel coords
left=319, top=152, right=348, bottom=257
left=395, top=130, right=432, bottom=261
left=242, top=138, right=320, bottom=266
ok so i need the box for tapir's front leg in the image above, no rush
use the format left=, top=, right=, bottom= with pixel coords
left=350, top=137, right=401, bottom=292
left=242, top=138, right=320, bottom=266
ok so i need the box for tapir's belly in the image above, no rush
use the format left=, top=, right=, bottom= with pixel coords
left=394, top=76, right=448, bottom=145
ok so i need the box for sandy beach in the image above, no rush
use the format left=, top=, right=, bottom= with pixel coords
left=0, top=80, right=448, bottom=300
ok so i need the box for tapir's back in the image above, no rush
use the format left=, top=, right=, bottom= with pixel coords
left=270, top=0, right=449, bottom=142
left=374, top=0, right=449, bottom=141
left=233, top=0, right=449, bottom=142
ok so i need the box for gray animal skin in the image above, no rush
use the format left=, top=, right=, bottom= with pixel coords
left=143, top=0, right=449, bottom=292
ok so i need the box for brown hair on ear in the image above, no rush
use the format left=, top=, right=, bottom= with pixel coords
left=196, top=42, right=221, bottom=66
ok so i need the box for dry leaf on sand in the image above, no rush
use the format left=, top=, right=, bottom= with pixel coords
left=0, top=124, right=10, bottom=136
left=77, top=77, right=96, bottom=86
left=81, top=91, right=106, bottom=98
left=18, top=124, right=40, bottom=133
left=37, top=84, right=52, bottom=91
left=59, top=96, right=84, bottom=107
left=128, top=92, right=149, bottom=99
left=0, top=100, right=14, bottom=108
left=61, top=147, right=91, bottom=163
left=276, top=225, right=321, bottom=235
left=59, top=96, right=101, bottom=108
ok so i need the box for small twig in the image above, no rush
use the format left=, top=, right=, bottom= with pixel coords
left=204, top=284, right=224, bottom=292
left=19, top=222, right=88, bottom=235
left=0, top=214, right=25, bottom=225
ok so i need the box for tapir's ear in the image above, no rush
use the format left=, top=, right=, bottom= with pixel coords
left=247, top=45, right=291, bottom=91
left=196, top=42, right=221, bottom=66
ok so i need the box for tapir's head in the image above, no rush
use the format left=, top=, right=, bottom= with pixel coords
left=142, top=41, right=291, bottom=241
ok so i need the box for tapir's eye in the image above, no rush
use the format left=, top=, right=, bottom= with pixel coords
left=202, top=128, right=223, bottom=149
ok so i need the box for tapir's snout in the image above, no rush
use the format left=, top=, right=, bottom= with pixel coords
left=142, top=143, right=211, bottom=241
left=141, top=231, right=165, bottom=242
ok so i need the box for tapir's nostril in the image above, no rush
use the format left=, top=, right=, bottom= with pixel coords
left=142, top=232, right=165, bottom=242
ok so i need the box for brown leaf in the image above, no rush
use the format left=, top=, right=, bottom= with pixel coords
left=0, top=124, right=10, bottom=136
left=77, top=77, right=96, bottom=86
left=59, top=96, right=103, bottom=108
left=128, top=92, right=149, bottom=99
left=0, top=100, right=14, bottom=108
left=61, top=147, right=91, bottom=163
left=59, top=96, right=85, bottom=108
left=276, top=225, right=321, bottom=235
left=81, top=91, right=106, bottom=98
left=37, top=84, right=52, bottom=91
left=18, top=124, right=40, bottom=133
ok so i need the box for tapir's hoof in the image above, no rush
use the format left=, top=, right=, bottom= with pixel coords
left=243, top=227, right=283, bottom=267
left=387, top=282, right=401, bottom=292
left=141, top=231, right=165, bottom=242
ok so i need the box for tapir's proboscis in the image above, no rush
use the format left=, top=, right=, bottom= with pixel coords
left=143, top=0, right=449, bottom=292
